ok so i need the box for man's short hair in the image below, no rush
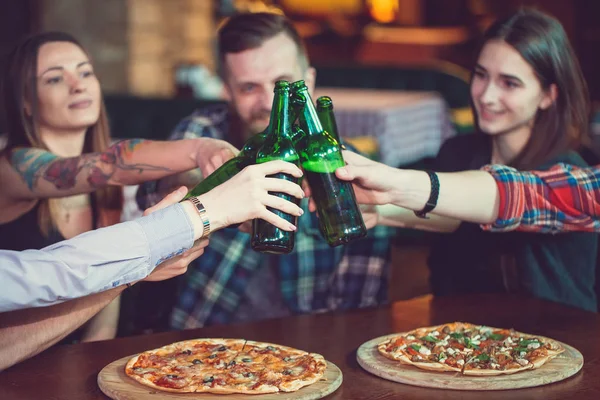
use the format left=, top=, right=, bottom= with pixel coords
left=217, top=12, right=309, bottom=77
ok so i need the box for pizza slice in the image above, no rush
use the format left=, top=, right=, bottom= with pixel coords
left=377, top=323, right=474, bottom=372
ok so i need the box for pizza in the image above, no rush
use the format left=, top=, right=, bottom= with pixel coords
left=125, top=338, right=327, bottom=394
left=377, top=322, right=564, bottom=376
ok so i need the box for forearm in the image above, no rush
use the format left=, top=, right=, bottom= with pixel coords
left=390, top=169, right=500, bottom=224
left=109, top=139, right=204, bottom=185
left=0, top=286, right=124, bottom=371
left=376, top=203, right=460, bottom=232
left=156, top=168, right=203, bottom=197
left=80, top=296, right=120, bottom=342
left=0, top=204, right=195, bottom=312
left=4, top=138, right=203, bottom=199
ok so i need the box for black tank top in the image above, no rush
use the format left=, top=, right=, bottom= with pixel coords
left=0, top=196, right=99, bottom=251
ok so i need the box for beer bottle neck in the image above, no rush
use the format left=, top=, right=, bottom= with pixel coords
left=270, top=88, right=290, bottom=137
left=297, top=90, right=324, bottom=135
left=316, top=107, right=339, bottom=141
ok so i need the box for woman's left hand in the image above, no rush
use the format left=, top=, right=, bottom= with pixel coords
left=193, top=138, right=240, bottom=177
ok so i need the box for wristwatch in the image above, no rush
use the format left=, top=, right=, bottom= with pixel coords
left=187, top=197, right=211, bottom=238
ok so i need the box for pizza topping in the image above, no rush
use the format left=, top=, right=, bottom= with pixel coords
left=192, top=359, right=202, bottom=365
left=211, top=377, right=227, bottom=387
left=242, top=357, right=252, bottom=363
left=156, top=375, right=186, bottom=389
left=464, top=337, right=480, bottom=349
left=420, top=335, right=440, bottom=343
left=488, top=333, right=506, bottom=341
left=418, top=346, right=431, bottom=356
left=182, top=350, right=192, bottom=355
left=217, top=346, right=227, bottom=352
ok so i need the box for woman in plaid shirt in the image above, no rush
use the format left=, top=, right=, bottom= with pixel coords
left=324, top=9, right=599, bottom=312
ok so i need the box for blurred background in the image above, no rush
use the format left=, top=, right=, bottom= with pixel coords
left=2, top=0, right=599, bottom=100
left=1, top=0, right=600, bottom=301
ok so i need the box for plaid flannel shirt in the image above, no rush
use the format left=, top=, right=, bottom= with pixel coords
left=481, top=163, right=600, bottom=233
left=137, top=104, right=394, bottom=329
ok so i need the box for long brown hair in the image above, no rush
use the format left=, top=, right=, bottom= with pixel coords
left=477, top=9, right=590, bottom=170
left=0, top=31, right=122, bottom=235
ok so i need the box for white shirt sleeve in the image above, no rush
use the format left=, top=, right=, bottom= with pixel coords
left=0, top=203, right=194, bottom=313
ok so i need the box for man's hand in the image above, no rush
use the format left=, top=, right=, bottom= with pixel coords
left=144, top=238, right=208, bottom=282
left=142, top=186, right=208, bottom=282
left=193, top=137, right=239, bottom=177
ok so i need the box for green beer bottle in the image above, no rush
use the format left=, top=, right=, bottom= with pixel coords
left=184, top=128, right=269, bottom=199
left=251, top=81, right=301, bottom=254
left=291, top=80, right=367, bottom=247
left=316, top=96, right=341, bottom=145
left=290, top=124, right=306, bottom=148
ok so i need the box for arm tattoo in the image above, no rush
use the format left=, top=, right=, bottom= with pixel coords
left=10, top=139, right=172, bottom=192
left=10, top=149, right=59, bottom=190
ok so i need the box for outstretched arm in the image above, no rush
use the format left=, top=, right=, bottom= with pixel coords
left=0, top=286, right=124, bottom=371
left=329, top=151, right=499, bottom=231
left=0, top=137, right=237, bottom=201
left=481, top=163, right=600, bottom=233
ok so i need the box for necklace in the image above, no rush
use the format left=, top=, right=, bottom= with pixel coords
left=51, top=195, right=90, bottom=224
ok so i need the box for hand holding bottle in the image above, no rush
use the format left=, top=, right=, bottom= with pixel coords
left=198, top=160, right=304, bottom=233
left=332, top=150, right=403, bottom=206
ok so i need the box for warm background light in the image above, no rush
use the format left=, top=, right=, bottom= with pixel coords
left=280, top=0, right=363, bottom=15
left=367, top=0, right=399, bottom=24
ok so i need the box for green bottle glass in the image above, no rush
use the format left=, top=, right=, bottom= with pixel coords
left=251, top=81, right=301, bottom=254
left=184, top=129, right=269, bottom=199
left=316, top=96, right=341, bottom=145
left=291, top=80, right=367, bottom=247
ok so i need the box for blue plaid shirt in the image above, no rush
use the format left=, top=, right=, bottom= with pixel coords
left=137, top=105, right=394, bottom=329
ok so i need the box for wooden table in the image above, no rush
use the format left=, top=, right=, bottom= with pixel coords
left=2, top=294, right=599, bottom=399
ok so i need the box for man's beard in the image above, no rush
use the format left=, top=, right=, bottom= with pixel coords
left=247, top=109, right=271, bottom=135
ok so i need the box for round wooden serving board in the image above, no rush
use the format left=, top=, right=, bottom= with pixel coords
left=357, top=333, right=583, bottom=391
left=98, top=355, right=342, bottom=400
